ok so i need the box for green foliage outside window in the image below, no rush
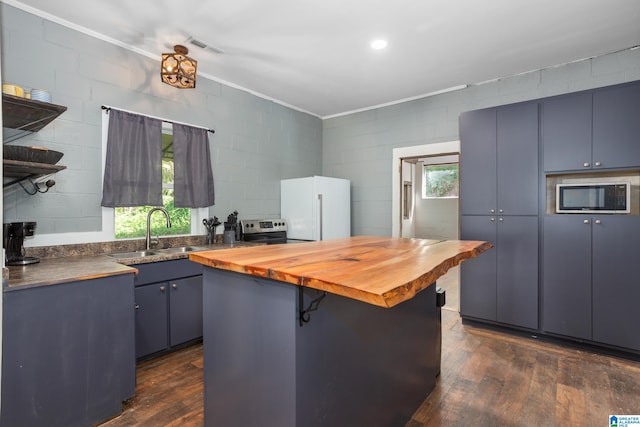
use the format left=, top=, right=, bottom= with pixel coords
left=423, top=164, right=459, bottom=198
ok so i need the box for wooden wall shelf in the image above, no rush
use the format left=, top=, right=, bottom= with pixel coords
left=3, top=159, right=66, bottom=188
left=2, top=93, right=67, bottom=142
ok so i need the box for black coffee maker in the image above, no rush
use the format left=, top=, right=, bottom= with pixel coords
left=3, top=221, right=40, bottom=266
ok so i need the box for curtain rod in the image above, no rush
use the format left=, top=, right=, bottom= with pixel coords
left=101, top=105, right=215, bottom=134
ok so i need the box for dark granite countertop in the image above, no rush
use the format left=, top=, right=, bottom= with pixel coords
left=5, top=239, right=263, bottom=292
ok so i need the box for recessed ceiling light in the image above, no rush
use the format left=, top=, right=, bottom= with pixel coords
left=371, top=39, right=388, bottom=50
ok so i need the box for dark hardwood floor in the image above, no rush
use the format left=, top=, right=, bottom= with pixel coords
left=99, top=309, right=640, bottom=427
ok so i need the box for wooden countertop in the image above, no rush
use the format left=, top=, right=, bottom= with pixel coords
left=190, top=236, right=492, bottom=308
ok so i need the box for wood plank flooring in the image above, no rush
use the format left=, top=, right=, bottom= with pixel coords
left=99, top=310, right=640, bottom=427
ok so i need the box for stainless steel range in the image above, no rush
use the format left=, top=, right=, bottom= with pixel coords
left=239, top=219, right=288, bottom=245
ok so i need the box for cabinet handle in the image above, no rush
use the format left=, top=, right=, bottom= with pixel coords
left=490, top=217, right=496, bottom=222
left=583, top=162, right=590, bottom=167
left=172, top=283, right=178, bottom=290
left=595, top=219, right=601, bottom=225
left=583, top=219, right=590, bottom=224
left=135, top=304, right=140, bottom=310
left=498, top=217, right=504, bottom=222
left=159, top=285, right=166, bottom=292
left=490, top=209, right=495, bottom=214
left=594, top=161, right=602, bottom=167
left=498, top=209, right=503, bottom=214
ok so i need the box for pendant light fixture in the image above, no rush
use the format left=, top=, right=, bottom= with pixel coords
left=161, top=45, right=197, bottom=89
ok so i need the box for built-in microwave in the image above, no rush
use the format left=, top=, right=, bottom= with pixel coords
left=556, top=182, right=630, bottom=214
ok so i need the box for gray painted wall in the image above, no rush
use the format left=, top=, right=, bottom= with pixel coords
left=3, top=4, right=640, bottom=240
left=1, top=5, right=322, bottom=235
left=323, top=49, right=640, bottom=236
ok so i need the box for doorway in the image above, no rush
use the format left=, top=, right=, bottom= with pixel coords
left=391, top=142, right=460, bottom=311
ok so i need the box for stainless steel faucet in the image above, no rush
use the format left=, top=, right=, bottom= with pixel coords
left=146, top=207, right=172, bottom=250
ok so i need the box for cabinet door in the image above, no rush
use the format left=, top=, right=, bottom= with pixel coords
left=496, top=216, right=538, bottom=329
left=135, top=283, right=168, bottom=359
left=542, top=92, right=592, bottom=172
left=497, top=102, right=539, bottom=215
left=592, top=216, right=640, bottom=351
left=542, top=216, right=592, bottom=339
left=593, top=83, right=640, bottom=169
left=460, top=108, right=497, bottom=215
left=170, top=276, right=203, bottom=346
left=460, top=215, right=497, bottom=321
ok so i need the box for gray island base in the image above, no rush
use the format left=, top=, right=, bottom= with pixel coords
left=203, top=267, right=438, bottom=427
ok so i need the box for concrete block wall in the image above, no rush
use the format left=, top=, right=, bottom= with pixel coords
left=1, top=4, right=322, bottom=237
left=323, top=48, right=640, bottom=237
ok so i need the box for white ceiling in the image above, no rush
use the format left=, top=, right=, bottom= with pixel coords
left=5, top=0, right=640, bottom=118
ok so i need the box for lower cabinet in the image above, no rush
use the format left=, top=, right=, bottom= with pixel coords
left=460, top=215, right=538, bottom=329
left=543, top=215, right=640, bottom=351
left=1, top=274, right=136, bottom=427
left=134, top=259, right=203, bottom=360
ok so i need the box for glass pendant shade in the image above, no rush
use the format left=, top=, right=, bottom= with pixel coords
left=161, top=45, right=197, bottom=89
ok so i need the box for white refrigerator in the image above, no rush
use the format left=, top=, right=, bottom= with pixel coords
left=281, top=176, right=351, bottom=241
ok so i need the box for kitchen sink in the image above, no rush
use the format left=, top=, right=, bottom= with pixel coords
left=107, top=246, right=210, bottom=259
left=158, top=246, right=209, bottom=253
left=107, top=250, right=160, bottom=259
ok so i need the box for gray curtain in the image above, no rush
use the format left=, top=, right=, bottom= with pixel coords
left=173, top=123, right=215, bottom=208
left=101, top=109, right=163, bottom=207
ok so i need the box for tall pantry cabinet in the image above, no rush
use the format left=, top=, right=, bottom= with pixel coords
left=459, top=101, right=539, bottom=330
left=459, top=80, right=640, bottom=355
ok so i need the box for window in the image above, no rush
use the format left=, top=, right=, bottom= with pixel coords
left=114, top=128, right=191, bottom=238
left=422, top=163, right=459, bottom=199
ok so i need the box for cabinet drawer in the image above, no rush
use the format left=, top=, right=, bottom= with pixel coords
left=134, top=258, right=203, bottom=286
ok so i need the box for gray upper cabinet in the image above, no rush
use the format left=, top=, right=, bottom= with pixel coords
left=543, top=82, right=640, bottom=172
left=460, top=102, right=539, bottom=216
left=496, top=102, right=539, bottom=215
left=460, top=108, right=497, bottom=215
left=593, top=83, right=640, bottom=169
left=542, top=92, right=592, bottom=172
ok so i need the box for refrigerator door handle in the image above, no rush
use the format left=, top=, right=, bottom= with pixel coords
left=317, top=193, right=323, bottom=241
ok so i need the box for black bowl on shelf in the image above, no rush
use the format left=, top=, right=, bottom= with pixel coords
left=3, top=145, right=64, bottom=164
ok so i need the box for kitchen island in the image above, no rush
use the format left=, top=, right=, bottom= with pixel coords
left=190, top=236, right=491, bottom=427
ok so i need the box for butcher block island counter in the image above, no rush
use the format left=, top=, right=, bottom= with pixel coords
left=190, top=236, right=491, bottom=427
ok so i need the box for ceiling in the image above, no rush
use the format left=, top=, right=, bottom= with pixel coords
left=5, top=0, right=640, bottom=118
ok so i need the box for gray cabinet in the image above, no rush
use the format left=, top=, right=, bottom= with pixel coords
left=460, top=102, right=539, bottom=216
left=593, top=83, right=640, bottom=169
left=461, top=215, right=538, bottom=329
left=1, top=274, right=136, bottom=427
left=542, top=92, right=592, bottom=172
left=543, top=215, right=640, bottom=351
left=542, top=216, right=592, bottom=339
left=134, top=259, right=203, bottom=360
left=543, top=82, right=640, bottom=172
left=460, top=100, right=539, bottom=329
left=592, top=216, right=640, bottom=350
left=135, top=283, right=169, bottom=358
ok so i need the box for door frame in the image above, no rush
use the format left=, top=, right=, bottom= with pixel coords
left=391, top=141, right=460, bottom=237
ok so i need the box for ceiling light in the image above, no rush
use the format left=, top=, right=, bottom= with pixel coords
left=371, top=39, right=388, bottom=50
left=161, top=45, right=198, bottom=89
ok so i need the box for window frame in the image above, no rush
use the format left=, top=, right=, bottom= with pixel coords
left=421, top=162, right=459, bottom=199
